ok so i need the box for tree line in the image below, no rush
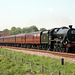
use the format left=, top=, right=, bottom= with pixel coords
left=3, top=26, right=46, bottom=35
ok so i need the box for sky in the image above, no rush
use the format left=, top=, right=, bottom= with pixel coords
left=0, top=0, right=75, bottom=31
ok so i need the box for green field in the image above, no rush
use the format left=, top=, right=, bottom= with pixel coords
left=0, top=48, right=75, bottom=75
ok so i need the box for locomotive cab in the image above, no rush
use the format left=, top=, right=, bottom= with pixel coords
left=41, top=30, right=50, bottom=50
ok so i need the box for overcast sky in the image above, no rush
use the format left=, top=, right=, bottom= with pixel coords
left=0, top=0, right=75, bottom=30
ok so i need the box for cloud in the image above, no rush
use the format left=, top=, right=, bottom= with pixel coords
left=47, top=8, right=54, bottom=11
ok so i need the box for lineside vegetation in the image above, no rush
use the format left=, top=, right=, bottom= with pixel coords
left=0, top=48, right=75, bottom=75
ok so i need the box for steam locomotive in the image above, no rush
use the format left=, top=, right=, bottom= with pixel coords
left=0, top=25, right=75, bottom=53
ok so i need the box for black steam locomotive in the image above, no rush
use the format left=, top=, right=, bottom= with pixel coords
left=42, top=25, right=75, bottom=52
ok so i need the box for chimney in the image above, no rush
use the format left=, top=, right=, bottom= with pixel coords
left=69, top=25, right=72, bottom=29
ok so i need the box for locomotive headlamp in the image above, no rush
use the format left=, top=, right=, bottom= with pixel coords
left=66, top=41, right=67, bottom=43
left=61, top=41, right=62, bottom=43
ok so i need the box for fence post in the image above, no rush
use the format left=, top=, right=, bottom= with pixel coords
left=52, top=72, right=54, bottom=75
left=3, top=52, right=4, bottom=55
left=15, top=56, right=16, bottom=60
left=10, top=54, right=11, bottom=58
left=59, top=70, right=61, bottom=75
left=31, top=60, right=33, bottom=67
left=61, top=58, right=64, bottom=65
left=6, top=52, right=7, bottom=57
left=42, top=64, right=44, bottom=73
left=22, top=58, right=23, bottom=63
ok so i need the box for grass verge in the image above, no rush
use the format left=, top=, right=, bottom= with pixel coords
left=0, top=48, right=75, bottom=75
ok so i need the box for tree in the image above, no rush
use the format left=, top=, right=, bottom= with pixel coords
left=40, top=28, right=46, bottom=31
left=3, top=28, right=9, bottom=31
left=9, top=27, right=16, bottom=35
left=22, top=26, right=39, bottom=33
left=29, top=26, right=39, bottom=32
left=9, top=25, right=39, bottom=35
left=15, top=27, right=22, bottom=34
left=22, top=27, right=28, bottom=33
left=11, top=27, right=16, bottom=31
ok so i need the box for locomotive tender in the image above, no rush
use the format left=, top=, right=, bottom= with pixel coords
left=0, top=25, right=75, bottom=53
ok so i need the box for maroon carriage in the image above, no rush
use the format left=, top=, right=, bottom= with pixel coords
left=8, top=35, right=16, bottom=43
left=33, top=31, right=41, bottom=44
left=4, top=36, right=9, bottom=43
left=16, top=34, right=26, bottom=44
left=25, top=31, right=41, bottom=48
left=26, top=31, right=41, bottom=44
left=15, top=34, right=26, bottom=47
left=26, top=33, right=33, bottom=44
left=0, top=37, right=4, bottom=43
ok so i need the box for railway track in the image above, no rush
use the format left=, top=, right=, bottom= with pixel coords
left=0, top=46, right=75, bottom=63
left=0, top=46, right=75, bottom=58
